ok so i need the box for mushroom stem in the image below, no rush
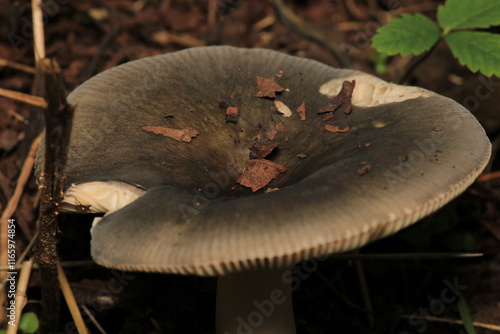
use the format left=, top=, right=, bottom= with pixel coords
left=216, top=268, right=296, bottom=334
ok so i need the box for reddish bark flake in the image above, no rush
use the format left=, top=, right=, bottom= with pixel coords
left=142, top=126, right=199, bottom=143
left=276, top=70, right=284, bottom=78
left=255, top=76, right=285, bottom=98
left=236, top=159, right=287, bottom=192
left=358, top=164, right=371, bottom=176
left=296, top=102, right=306, bottom=120
left=266, top=129, right=278, bottom=141
left=318, top=80, right=355, bottom=114
left=365, top=143, right=371, bottom=148
left=249, top=142, right=279, bottom=159
left=322, top=113, right=334, bottom=121
left=325, top=125, right=350, bottom=133
left=276, top=123, right=288, bottom=132
left=225, top=107, right=239, bottom=123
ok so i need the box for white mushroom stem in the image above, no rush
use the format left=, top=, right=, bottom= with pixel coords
left=216, top=268, right=296, bottom=334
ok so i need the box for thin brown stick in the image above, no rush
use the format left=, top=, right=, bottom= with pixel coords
left=58, top=264, right=89, bottom=334
left=0, top=260, right=96, bottom=271
left=208, top=0, right=217, bottom=27
left=476, top=171, right=500, bottom=183
left=6, top=259, right=34, bottom=334
left=400, top=314, right=500, bottom=331
left=79, top=19, right=120, bottom=83
left=269, top=0, right=351, bottom=68
left=0, top=134, right=41, bottom=283
left=36, top=58, right=74, bottom=333
left=0, top=59, right=37, bottom=74
left=32, top=0, right=46, bottom=63
left=355, top=259, right=374, bottom=328
left=81, top=305, right=108, bottom=334
left=0, top=88, right=48, bottom=109
left=328, top=252, right=484, bottom=260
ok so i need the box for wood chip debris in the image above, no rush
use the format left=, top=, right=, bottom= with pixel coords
left=249, top=142, right=279, bottom=159
left=142, top=126, right=199, bottom=143
left=358, top=164, right=371, bottom=176
left=236, top=159, right=287, bottom=192
left=296, top=102, right=306, bottom=120
left=325, top=125, right=350, bottom=133
left=225, top=107, right=239, bottom=123
left=274, top=100, right=292, bottom=117
left=318, top=80, right=355, bottom=114
left=255, top=76, right=285, bottom=98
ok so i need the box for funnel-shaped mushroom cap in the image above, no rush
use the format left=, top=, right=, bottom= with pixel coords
left=49, top=47, right=490, bottom=276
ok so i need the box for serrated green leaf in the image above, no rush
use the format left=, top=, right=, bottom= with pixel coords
left=457, top=296, right=476, bottom=334
left=372, top=14, right=440, bottom=56
left=445, top=31, right=500, bottom=76
left=438, top=0, right=500, bottom=31
left=19, top=312, right=39, bottom=334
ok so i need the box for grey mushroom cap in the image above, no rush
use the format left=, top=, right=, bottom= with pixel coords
left=47, top=46, right=490, bottom=276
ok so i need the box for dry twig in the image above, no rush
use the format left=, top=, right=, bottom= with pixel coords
left=0, top=88, right=48, bottom=109
left=36, top=58, right=74, bottom=333
left=269, top=0, right=350, bottom=68
left=58, top=264, right=89, bottom=334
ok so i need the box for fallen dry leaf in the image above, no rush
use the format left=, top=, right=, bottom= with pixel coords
left=358, top=164, right=371, bottom=176
left=142, top=126, right=199, bottom=142
left=325, top=125, right=350, bottom=133
left=255, top=76, right=285, bottom=98
left=236, top=159, right=287, bottom=192
left=225, top=107, right=239, bottom=123
left=274, top=100, right=292, bottom=117
left=318, top=80, right=355, bottom=114
left=296, top=102, right=306, bottom=120
left=250, top=142, right=279, bottom=159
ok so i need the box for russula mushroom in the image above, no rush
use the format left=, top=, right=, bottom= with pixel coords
left=36, top=46, right=491, bottom=333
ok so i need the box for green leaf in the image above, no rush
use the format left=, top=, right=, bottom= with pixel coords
left=372, top=14, right=440, bottom=56
left=18, top=312, right=39, bottom=334
left=445, top=31, right=500, bottom=76
left=457, top=296, right=476, bottom=334
left=437, top=0, right=500, bottom=31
